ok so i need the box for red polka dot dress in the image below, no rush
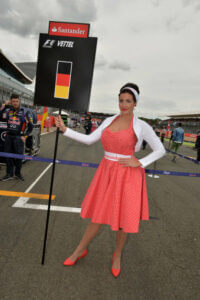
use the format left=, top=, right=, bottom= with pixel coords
left=80, top=116, right=149, bottom=233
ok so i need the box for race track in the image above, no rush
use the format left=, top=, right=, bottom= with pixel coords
left=0, top=130, right=199, bottom=299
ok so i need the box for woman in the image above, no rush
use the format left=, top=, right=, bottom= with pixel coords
left=55, top=82, right=166, bottom=278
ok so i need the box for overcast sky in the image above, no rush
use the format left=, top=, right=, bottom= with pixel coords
left=0, top=0, right=200, bottom=117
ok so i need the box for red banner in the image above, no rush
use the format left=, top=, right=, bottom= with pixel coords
left=49, top=21, right=90, bottom=38
left=184, top=133, right=197, bottom=138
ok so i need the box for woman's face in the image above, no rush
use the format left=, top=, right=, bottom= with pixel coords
left=119, top=92, right=136, bottom=115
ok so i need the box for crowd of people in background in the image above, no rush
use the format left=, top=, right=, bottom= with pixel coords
left=141, top=122, right=200, bottom=162
left=0, top=101, right=200, bottom=181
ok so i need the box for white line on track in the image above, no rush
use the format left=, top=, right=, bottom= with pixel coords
left=41, top=132, right=54, bottom=136
left=12, top=163, right=81, bottom=213
left=12, top=163, right=53, bottom=208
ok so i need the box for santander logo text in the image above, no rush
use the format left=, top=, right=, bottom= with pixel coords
left=49, top=22, right=89, bottom=38
left=54, top=26, right=85, bottom=35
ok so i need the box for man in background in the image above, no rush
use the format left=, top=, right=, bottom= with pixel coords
left=0, top=94, right=33, bottom=181
left=195, top=131, right=200, bottom=161
left=84, top=115, right=92, bottom=135
left=155, top=127, right=160, bottom=137
left=170, top=122, right=184, bottom=162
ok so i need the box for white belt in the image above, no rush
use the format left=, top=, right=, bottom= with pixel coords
left=104, top=151, right=132, bottom=162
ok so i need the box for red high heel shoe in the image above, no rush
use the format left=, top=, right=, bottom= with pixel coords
left=63, top=249, right=88, bottom=266
left=111, top=252, right=121, bottom=278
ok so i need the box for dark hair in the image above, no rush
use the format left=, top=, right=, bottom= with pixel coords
left=10, top=93, right=20, bottom=100
left=178, top=122, right=182, bottom=127
left=119, top=82, right=140, bottom=103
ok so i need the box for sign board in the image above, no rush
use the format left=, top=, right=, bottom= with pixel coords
left=48, top=21, right=90, bottom=38
left=34, top=34, right=97, bottom=112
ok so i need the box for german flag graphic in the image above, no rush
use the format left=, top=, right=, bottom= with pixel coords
left=54, top=61, right=72, bottom=99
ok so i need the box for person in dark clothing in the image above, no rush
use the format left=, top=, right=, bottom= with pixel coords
left=142, top=140, right=147, bottom=150
left=84, top=116, right=92, bottom=135
left=195, top=131, right=200, bottom=161
left=161, top=127, right=166, bottom=143
left=0, top=94, right=34, bottom=181
left=170, top=123, right=184, bottom=162
left=155, top=127, right=160, bottom=137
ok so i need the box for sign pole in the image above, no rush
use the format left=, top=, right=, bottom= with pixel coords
left=34, top=22, right=97, bottom=264
left=41, top=107, right=61, bottom=265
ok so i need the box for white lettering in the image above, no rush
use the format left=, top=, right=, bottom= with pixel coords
left=57, top=26, right=85, bottom=35
left=57, top=41, right=74, bottom=48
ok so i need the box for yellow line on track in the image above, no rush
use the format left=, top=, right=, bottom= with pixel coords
left=0, top=190, right=55, bottom=200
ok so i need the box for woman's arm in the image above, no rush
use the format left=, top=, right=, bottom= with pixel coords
left=55, top=115, right=106, bottom=145
left=63, top=124, right=104, bottom=145
left=138, top=121, right=166, bottom=168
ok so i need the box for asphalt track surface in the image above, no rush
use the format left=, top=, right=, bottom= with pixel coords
left=0, top=129, right=199, bottom=300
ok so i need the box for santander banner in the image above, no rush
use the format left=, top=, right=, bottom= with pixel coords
left=49, top=21, right=90, bottom=38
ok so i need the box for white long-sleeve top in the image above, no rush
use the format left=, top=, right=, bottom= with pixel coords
left=63, top=113, right=166, bottom=168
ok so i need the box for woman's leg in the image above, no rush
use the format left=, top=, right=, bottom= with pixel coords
left=67, top=221, right=101, bottom=261
left=112, top=229, right=127, bottom=269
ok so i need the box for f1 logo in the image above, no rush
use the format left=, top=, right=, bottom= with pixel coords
left=42, top=39, right=56, bottom=48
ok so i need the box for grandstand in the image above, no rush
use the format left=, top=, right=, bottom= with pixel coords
left=0, top=49, right=34, bottom=107
left=161, top=113, right=200, bottom=134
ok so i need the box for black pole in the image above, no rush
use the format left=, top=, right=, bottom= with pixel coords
left=41, top=107, right=61, bottom=265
